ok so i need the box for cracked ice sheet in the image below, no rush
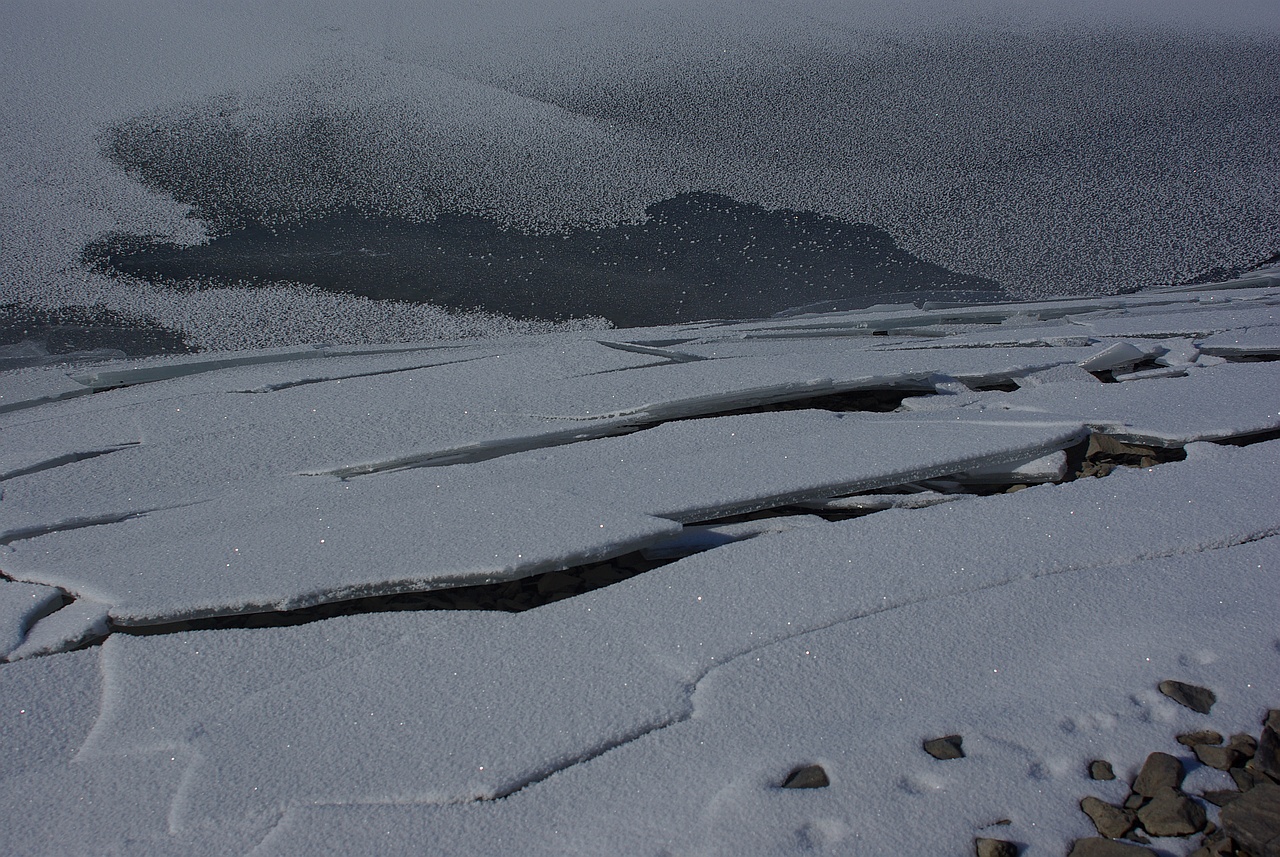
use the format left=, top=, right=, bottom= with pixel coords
left=0, top=412, right=1083, bottom=620
left=1065, top=304, right=1280, bottom=339
left=0, top=339, right=1101, bottom=536
left=72, top=441, right=1280, bottom=839
left=256, top=537, right=1280, bottom=857
left=935, top=360, right=1280, bottom=445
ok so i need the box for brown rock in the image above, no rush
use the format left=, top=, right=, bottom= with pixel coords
left=923, top=734, right=965, bottom=760
left=1090, top=760, right=1117, bottom=781
left=1202, top=789, right=1243, bottom=807
left=1178, top=731, right=1225, bottom=748
left=1228, top=733, right=1258, bottom=760
left=781, top=764, right=830, bottom=789
left=1081, top=796, right=1137, bottom=839
left=1218, top=781, right=1280, bottom=857
left=974, top=838, right=1017, bottom=857
left=1232, top=765, right=1267, bottom=792
left=1195, top=744, right=1242, bottom=771
left=1124, top=793, right=1148, bottom=810
left=1066, top=837, right=1157, bottom=857
left=1135, top=787, right=1207, bottom=837
left=1248, top=721, right=1280, bottom=781
left=1158, top=680, right=1217, bottom=714
left=1133, top=752, right=1185, bottom=796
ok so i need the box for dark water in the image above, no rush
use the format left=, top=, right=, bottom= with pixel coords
left=0, top=304, right=195, bottom=362
left=84, top=193, right=1008, bottom=329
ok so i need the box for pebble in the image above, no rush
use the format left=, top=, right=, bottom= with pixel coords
left=1158, top=680, right=1217, bottom=714
left=1089, top=760, right=1116, bottom=781
left=974, top=838, right=1017, bottom=857
left=1134, top=786, right=1206, bottom=837
left=1080, top=796, right=1136, bottom=839
left=923, top=734, right=965, bottom=760
left=780, top=764, right=829, bottom=789
left=1194, top=744, right=1242, bottom=771
left=1132, top=752, right=1184, bottom=796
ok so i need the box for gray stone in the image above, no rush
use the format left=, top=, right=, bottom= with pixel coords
left=923, top=734, right=965, bottom=760
left=1066, top=837, right=1157, bottom=857
left=1135, top=787, right=1207, bottom=837
left=1124, top=793, right=1148, bottom=810
left=1218, top=782, right=1280, bottom=857
left=1133, top=752, right=1185, bottom=796
left=781, top=763, right=830, bottom=789
left=1195, top=744, right=1242, bottom=771
left=1159, top=680, right=1217, bottom=714
left=1081, top=796, right=1137, bottom=839
left=1090, top=760, right=1117, bottom=780
left=974, top=837, right=1017, bottom=857
left=1178, top=730, right=1224, bottom=748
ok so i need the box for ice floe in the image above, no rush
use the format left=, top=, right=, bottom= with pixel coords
left=1, top=283, right=1279, bottom=855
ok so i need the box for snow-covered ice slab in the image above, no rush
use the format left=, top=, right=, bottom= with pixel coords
left=3, top=285, right=1280, bottom=855
left=255, top=538, right=1280, bottom=857
left=938, top=361, right=1280, bottom=445
left=0, top=580, right=62, bottom=659
left=0, top=412, right=1084, bottom=622
left=0, top=481, right=680, bottom=623
left=68, top=441, right=1280, bottom=838
left=4, top=598, right=109, bottom=661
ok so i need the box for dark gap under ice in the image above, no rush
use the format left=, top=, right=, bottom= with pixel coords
left=89, top=430, right=1242, bottom=645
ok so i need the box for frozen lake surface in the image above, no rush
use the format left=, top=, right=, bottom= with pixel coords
left=2, top=277, right=1279, bottom=855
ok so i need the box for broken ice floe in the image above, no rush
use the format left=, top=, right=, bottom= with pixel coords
left=0, top=579, right=63, bottom=659
left=69, top=440, right=1280, bottom=833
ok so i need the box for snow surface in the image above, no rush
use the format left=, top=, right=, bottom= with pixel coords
left=2, top=283, right=1279, bottom=855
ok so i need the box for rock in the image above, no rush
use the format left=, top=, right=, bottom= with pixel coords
left=1229, top=733, right=1258, bottom=760
left=1135, top=786, right=1207, bottom=837
left=1124, top=793, right=1148, bottom=810
left=923, top=734, right=965, bottom=760
left=1066, top=837, right=1157, bottom=856
left=1158, top=680, right=1217, bottom=714
left=974, top=837, right=1018, bottom=857
left=1195, top=744, right=1242, bottom=771
left=1232, top=765, right=1267, bottom=792
left=1090, top=760, right=1117, bottom=781
left=781, top=764, right=830, bottom=789
left=1081, top=796, right=1137, bottom=839
left=1218, top=782, right=1280, bottom=857
left=1202, top=789, right=1243, bottom=807
left=1133, top=752, right=1185, bottom=796
left=1178, top=730, right=1225, bottom=748
left=1248, top=720, right=1280, bottom=782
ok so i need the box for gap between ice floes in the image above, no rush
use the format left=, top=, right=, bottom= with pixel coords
left=306, top=381, right=939, bottom=477
left=38, top=429, right=1258, bottom=652
left=0, top=443, right=140, bottom=483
